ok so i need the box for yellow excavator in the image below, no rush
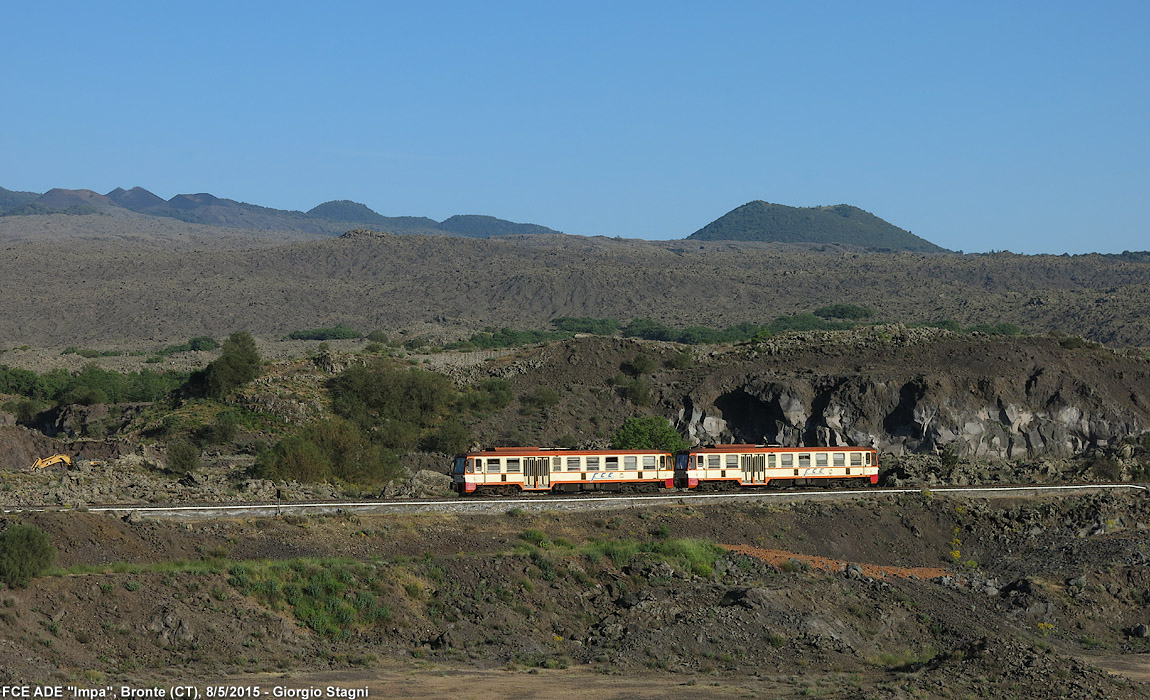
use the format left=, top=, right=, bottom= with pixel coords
left=30, top=454, right=72, bottom=471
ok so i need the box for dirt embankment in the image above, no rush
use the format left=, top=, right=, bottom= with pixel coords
left=0, top=493, right=1146, bottom=698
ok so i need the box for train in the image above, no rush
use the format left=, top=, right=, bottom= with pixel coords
left=452, top=444, right=880, bottom=495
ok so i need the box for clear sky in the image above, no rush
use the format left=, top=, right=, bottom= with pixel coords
left=2, top=1, right=1147, bottom=254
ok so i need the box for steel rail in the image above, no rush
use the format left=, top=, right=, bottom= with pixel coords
left=3, top=483, right=1143, bottom=520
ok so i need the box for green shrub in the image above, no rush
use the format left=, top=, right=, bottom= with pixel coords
left=813, top=304, right=874, bottom=320
left=254, top=417, right=404, bottom=486
left=622, top=354, right=657, bottom=376
left=460, top=378, right=512, bottom=413
left=329, top=362, right=455, bottom=441
left=167, top=439, right=202, bottom=475
left=967, top=322, right=1021, bottom=336
left=667, top=348, right=694, bottom=370
left=0, top=524, right=55, bottom=588
left=767, top=313, right=853, bottom=333
left=611, top=416, right=688, bottom=453
left=521, top=386, right=560, bottom=411
left=157, top=336, right=220, bottom=356
left=421, top=420, right=471, bottom=454
left=444, top=327, right=571, bottom=351
left=286, top=325, right=361, bottom=341
left=201, top=410, right=239, bottom=445
left=619, top=377, right=652, bottom=406
left=0, top=364, right=187, bottom=405
left=188, top=331, right=262, bottom=399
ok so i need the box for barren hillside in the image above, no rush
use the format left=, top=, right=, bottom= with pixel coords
left=1, top=216, right=1149, bottom=347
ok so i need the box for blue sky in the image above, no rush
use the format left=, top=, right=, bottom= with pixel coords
left=3, top=1, right=1147, bottom=254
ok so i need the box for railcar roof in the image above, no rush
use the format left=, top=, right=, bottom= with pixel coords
left=463, top=447, right=673, bottom=457
left=688, top=445, right=876, bottom=453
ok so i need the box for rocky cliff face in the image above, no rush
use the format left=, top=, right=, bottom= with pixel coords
left=677, top=329, right=1150, bottom=459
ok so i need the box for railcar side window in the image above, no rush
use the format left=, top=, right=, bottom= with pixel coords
left=624, top=456, right=637, bottom=470
left=643, top=455, right=656, bottom=469
left=587, top=456, right=600, bottom=470
left=725, top=454, right=739, bottom=468
left=833, top=453, right=846, bottom=467
left=781, top=454, right=794, bottom=468
left=605, top=456, right=619, bottom=470
left=865, top=452, right=873, bottom=466
left=567, top=457, right=581, bottom=471
left=552, top=457, right=562, bottom=472
left=767, top=454, right=776, bottom=467
left=798, top=453, right=811, bottom=468
left=507, top=458, right=521, bottom=472
left=815, top=453, right=828, bottom=467
left=850, top=453, right=862, bottom=467
left=707, top=455, right=721, bottom=468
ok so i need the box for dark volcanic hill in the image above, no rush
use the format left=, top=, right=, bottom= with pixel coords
left=689, top=201, right=949, bottom=253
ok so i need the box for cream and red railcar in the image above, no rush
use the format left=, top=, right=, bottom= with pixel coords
left=677, top=445, right=879, bottom=489
left=454, top=447, right=675, bottom=495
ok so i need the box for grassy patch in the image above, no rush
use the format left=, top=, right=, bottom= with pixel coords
left=227, top=559, right=393, bottom=640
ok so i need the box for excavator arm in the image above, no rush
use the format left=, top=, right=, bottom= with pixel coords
left=30, top=454, right=72, bottom=471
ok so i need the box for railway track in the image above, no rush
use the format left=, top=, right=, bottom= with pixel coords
left=2, top=483, right=1145, bottom=520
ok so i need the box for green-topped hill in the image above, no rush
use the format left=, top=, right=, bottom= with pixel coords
left=688, top=201, right=950, bottom=253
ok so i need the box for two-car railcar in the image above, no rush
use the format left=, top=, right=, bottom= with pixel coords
left=453, top=444, right=879, bottom=495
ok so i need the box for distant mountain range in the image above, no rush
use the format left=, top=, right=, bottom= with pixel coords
left=688, top=201, right=950, bottom=253
left=0, top=186, right=949, bottom=251
left=0, top=186, right=564, bottom=238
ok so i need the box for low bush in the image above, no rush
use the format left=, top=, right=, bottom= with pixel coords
left=0, top=524, right=55, bottom=588
left=167, top=439, right=202, bottom=475
left=286, top=325, right=361, bottom=341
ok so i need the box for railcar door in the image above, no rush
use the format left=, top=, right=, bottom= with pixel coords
left=525, top=457, right=549, bottom=490
left=741, top=454, right=766, bottom=484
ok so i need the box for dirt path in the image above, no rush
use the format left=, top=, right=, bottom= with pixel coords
left=210, top=664, right=841, bottom=700
left=721, top=543, right=950, bottom=580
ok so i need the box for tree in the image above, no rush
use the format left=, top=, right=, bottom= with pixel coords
left=193, top=331, right=262, bottom=398
left=0, top=524, right=55, bottom=588
left=611, top=416, right=689, bottom=453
